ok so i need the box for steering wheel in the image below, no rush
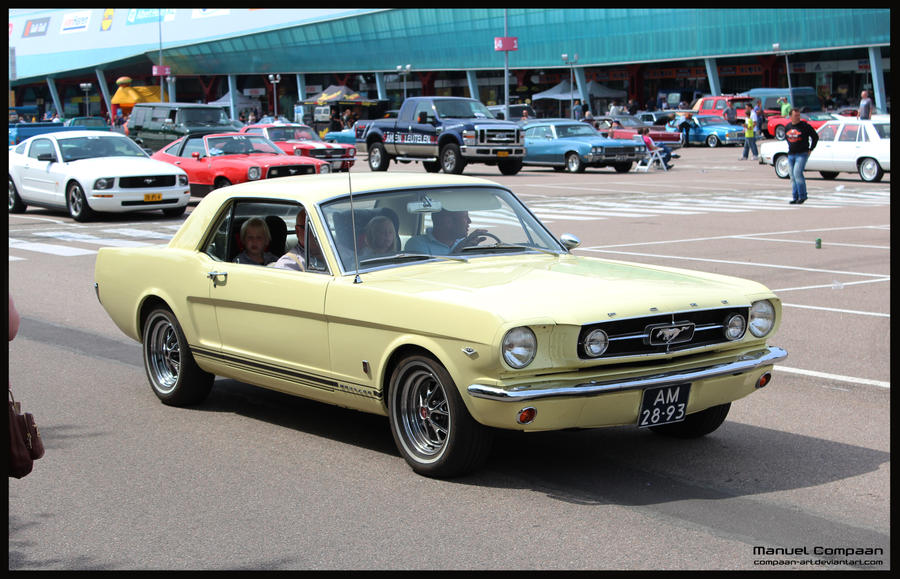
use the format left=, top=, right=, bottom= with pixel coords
left=450, top=231, right=502, bottom=253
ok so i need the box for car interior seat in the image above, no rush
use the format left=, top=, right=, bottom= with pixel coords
left=264, top=215, right=288, bottom=257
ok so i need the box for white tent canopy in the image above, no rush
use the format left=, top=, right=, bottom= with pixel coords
left=532, top=79, right=626, bottom=101
left=209, top=90, right=260, bottom=110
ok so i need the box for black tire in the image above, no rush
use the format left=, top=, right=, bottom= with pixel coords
left=423, top=160, right=441, bottom=173
left=368, top=142, right=390, bottom=171
left=213, top=177, right=232, bottom=190
left=858, top=157, right=884, bottom=183
left=706, top=134, right=720, bottom=148
left=613, top=161, right=633, bottom=173
left=9, top=176, right=27, bottom=213
left=498, top=159, right=523, bottom=175
left=142, top=307, right=214, bottom=406
left=440, top=143, right=466, bottom=174
left=774, top=125, right=787, bottom=141
left=66, top=181, right=95, bottom=222
left=650, top=402, right=730, bottom=438
left=162, top=205, right=187, bottom=217
left=388, top=354, right=492, bottom=477
left=565, top=152, right=584, bottom=173
left=819, top=171, right=839, bottom=180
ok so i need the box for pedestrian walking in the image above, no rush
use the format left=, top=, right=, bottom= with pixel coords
left=858, top=90, right=873, bottom=120
left=739, top=104, right=758, bottom=161
left=784, top=108, right=819, bottom=205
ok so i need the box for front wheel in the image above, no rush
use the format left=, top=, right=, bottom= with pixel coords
left=162, top=205, right=187, bottom=217
left=565, top=152, right=584, bottom=173
left=388, top=354, right=492, bottom=477
left=773, top=155, right=791, bottom=179
left=819, top=171, right=839, bottom=180
left=650, top=403, right=730, bottom=438
left=67, top=181, right=95, bottom=222
left=142, top=307, right=214, bottom=406
left=440, top=144, right=466, bottom=174
left=858, top=157, right=884, bottom=182
left=498, top=159, right=523, bottom=175
left=706, top=134, right=720, bottom=148
left=613, top=161, right=633, bottom=173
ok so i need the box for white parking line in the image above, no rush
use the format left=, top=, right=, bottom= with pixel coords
left=9, top=238, right=97, bottom=256
left=734, top=236, right=890, bottom=249
left=32, top=231, right=152, bottom=248
left=781, top=303, right=889, bottom=318
left=773, top=278, right=890, bottom=292
left=778, top=366, right=890, bottom=389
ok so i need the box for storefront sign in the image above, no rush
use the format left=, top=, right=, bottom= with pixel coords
left=494, top=37, right=518, bottom=51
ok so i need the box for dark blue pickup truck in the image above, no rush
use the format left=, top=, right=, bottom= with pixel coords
left=360, top=96, right=526, bottom=175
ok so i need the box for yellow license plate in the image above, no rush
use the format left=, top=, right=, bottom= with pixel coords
left=144, top=193, right=163, bottom=202
left=497, top=151, right=509, bottom=157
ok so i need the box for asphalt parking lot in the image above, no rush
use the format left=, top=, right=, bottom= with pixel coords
left=8, top=138, right=890, bottom=570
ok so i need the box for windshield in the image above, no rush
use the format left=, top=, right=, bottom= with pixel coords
left=320, top=186, right=564, bottom=273
left=59, top=135, right=149, bottom=161
left=178, top=107, right=230, bottom=126
left=206, top=135, right=284, bottom=156
left=267, top=126, right=320, bottom=142
left=555, top=123, right=599, bottom=138
left=434, top=99, right=494, bottom=119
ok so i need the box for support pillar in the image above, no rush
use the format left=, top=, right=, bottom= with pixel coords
left=704, top=57, right=721, bottom=96
left=868, top=46, right=886, bottom=114
left=46, top=77, right=63, bottom=119
left=375, top=72, right=387, bottom=101
left=466, top=70, right=480, bottom=101
left=95, top=68, right=112, bottom=119
left=227, top=74, right=239, bottom=120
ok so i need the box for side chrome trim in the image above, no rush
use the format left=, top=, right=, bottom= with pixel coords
left=467, top=346, right=787, bottom=402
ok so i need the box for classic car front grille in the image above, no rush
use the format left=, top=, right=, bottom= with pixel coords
left=266, top=165, right=316, bottom=178
left=119, top=175, right=177, bottom=188
left=478, top=128, right=519, bottom=145
left=304, top=148, right=345, bottom=159
left=578, top=306, right=751, bottom=359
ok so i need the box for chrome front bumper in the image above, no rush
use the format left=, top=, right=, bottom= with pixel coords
left=467, top=346, right=787, bottom=402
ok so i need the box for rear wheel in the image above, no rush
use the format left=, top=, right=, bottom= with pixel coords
left=142, top=307, right=214, bottom=406
left=9, top=176, right=27, bottom=213
left=388, top=354, right=492, bottom=477
left=67, top=181, right=95, bottom=222
left=368, top=142, right=390, bottom=171
left=650, top=403, right=730, bottom=438
left=858, top=157, right=884, bottom=182
left=423, top=160, right=441, bottom=173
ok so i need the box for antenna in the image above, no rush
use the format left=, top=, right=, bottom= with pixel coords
left=348, top=169, right=362, bottom=284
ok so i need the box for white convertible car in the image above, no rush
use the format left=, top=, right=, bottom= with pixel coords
left=9, top=131, right=191, bottom=221
left=759, top=118, right=890, bottom=183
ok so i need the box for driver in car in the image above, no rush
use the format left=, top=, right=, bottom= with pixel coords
left=404, top=209, right=488, bottom=255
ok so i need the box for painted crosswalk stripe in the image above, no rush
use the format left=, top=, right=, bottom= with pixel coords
left=101, top=228, right=174, bottom=240
left=9, top=238, right=97, bottom=256
left=32, top=231, right=152, bottom=247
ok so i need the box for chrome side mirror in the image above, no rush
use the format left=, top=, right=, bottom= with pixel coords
left=559, top=233, right=580, bottom=250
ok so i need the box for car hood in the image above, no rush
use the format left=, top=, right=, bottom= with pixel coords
left=361, top=253, right=772, bottom=325
left=66, top=156, right=185, bottom=176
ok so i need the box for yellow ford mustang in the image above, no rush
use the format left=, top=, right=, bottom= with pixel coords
left=94, top=172, right=787, bottom=477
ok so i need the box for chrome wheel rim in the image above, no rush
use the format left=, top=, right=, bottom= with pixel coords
left=775, top=156, right=790, bottom=178
left=146, top=315, right=181, bottom=394
left=442, top=149, right=457, bottom=172
left=707, top=135, right=719, bottom=147
left=397, top=364, right=450, bottom=459
left=860, top=159, right=878, bottom=181
left=369, top=146, right=382, bottom=168
left=566, top=154, right=580, bottom=172
left=8, top=179, right=16, bottom=210
left=68, top=184, right=84, bottom=216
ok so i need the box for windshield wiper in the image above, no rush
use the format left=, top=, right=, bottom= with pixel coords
left=356, top=253, right=468, bottom=267
left=458, top=244, right=561, bottom=256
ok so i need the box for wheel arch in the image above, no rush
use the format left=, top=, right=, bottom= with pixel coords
left=137, top=294, right=173, bottom=343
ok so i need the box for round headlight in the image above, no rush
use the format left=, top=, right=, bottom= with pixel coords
left=749, top=300, right=776, bottom=337
left=319, top=163, right=331, bottom=174
left=348, top=147, right=356, bottom=156
left=247, top=166, right=261, bottom=180
left=177, top=174, right=189, bottom=187
left=583, top=329, right=609, bottom=357
left=502, top=327, right=536, bottom=369
left=723, top=313, right=747, bottom=341
left=93, top=177, right=113, bottom=190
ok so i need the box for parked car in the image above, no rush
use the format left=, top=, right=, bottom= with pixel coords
left=759, top=118, right=890, bottom=182
left=635, top=109, right=694, bottom=126
left=739, top=87, right=823, bottom=114
left=9, top=130, right=190, bottom=221
left=323, top=120, right=361, bottom=145
left=127, top=102, right=236, bottom=152
left=593, top=115, right=683, bottom=148
left=150, top=133, right=328, bottom=197
left=664, top=114, right=745, bottom=147
left=240, top=123, right=356, bottom=171
left=766, top=111, right=837, bottom=141
left=690, top=95, right=755, bottom=121
left=93, top=172, right=787, bottom=477
left=63, top=116, right=110, bottom=129
left=523, top=118, right=646, bottom=173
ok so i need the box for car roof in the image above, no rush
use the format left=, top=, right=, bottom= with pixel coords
left=28, top=130, right=127, bottom=141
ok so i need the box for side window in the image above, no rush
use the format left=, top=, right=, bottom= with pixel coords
left=130, top=107, right=147, bottom=127
left=203, top=206, right=233, bottom=262
left=838, top=124, right=859, bottom=142
left=245, top=128, right=263, bottom=135
left=701, top=99, right=714, bottom=111
left=817, top=125, right=837, bottom=142
left=715, top=100, right=726, bottom=110
left=150, top=107, right=170, bottom=123
left=180, top=138, right=206, bottom=158
left=29, top=138, right=55, bottom=160
left=413, top=101, right=434, bottom=124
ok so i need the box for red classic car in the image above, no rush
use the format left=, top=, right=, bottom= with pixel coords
left=151, top=133, right=328, bottom=196
left=240, top=123, right=356, bottom=171
left=594, top=116, right=683, bottom=148
left=691, top=95, right=756, bottom=121
left=766, top=111, right=839, bottom=141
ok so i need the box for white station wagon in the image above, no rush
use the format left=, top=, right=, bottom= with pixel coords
left=759, top=118, right=890, bottom=183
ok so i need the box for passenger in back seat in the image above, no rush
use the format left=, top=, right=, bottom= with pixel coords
left=234, top=217, right=278, bottom=265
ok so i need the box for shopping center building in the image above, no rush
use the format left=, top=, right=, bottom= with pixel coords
left=9, top=8, right=890, bottom=121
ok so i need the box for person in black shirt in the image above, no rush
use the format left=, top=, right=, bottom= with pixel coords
left=784, top=108, right=819, bottom=204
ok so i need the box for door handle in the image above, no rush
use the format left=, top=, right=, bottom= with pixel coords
left=207, top=271, right=228, bottom=282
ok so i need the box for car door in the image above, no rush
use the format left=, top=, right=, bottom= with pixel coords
left=830, top=123, right=863, bottom=172
left=19, top=137, right=67, bottom=206
left=404, top=100, right=438, bottom=158
left=804, top=123, right=837, bottom=170
left=524, top=125, right=553, bottom=164
left=203, top=201, right=333, bottom=394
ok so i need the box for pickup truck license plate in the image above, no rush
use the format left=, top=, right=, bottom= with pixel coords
left=637, top=383, right=690, bottom=428
left=144, top=193, right=163, bottom=202
left=497, top=151, right=509, bottom=157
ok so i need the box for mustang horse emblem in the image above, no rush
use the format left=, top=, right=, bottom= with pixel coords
left=646, top=322, right=695, bottom=346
